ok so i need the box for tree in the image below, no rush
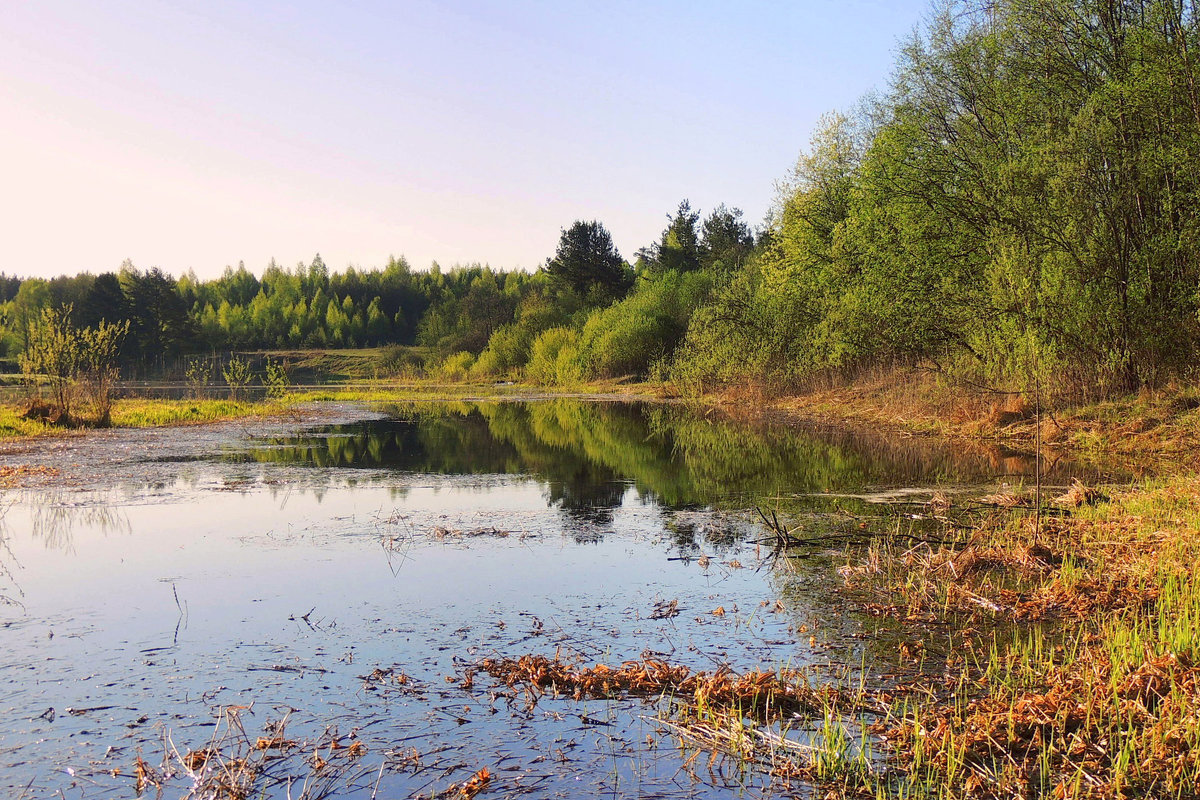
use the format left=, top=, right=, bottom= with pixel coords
left=0, top=273, right=20, bottom=304
left=545, top=221, right=633, bottom=302
left=19, top=305, right=126, bottom=425
left=119, top=264, right=193, bottom=360
left=21, top=306, right=80, bottom=422
left=700, top=204, right=755, bottom=272
left=643, top=201, right=702, bottom=274
left=77, top=272, right=127, bottom=328
left=9, top=279, right=50, bottom=351
left=215, top=262, right=261, bottom=306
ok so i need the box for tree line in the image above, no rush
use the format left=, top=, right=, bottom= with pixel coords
left=6, top=0, right=1200, bottom=400
left=0, top=256, right=526, bottom=361
left=0, top=201, right=755, bottom=382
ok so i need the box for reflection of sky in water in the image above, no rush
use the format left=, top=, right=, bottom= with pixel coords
left=0, top=474, right=862, bottom=799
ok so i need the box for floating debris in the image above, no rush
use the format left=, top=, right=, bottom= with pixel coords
left=649, top=598, right=680, bottom=619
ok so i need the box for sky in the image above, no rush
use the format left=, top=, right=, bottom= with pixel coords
left=1, top=0, right=931, bottom=280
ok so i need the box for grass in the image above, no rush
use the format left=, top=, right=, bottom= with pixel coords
left=0, top=379, right=669, bottom=441
left=0, top=405, right=59, bottom=438
left=830, top=475, right=1200, bottom=797
left=109, top=397, right=280, bottom=427
left=0, top=398, right=282, bottom=439
left=702, top=367, right=1200, bottom=468
left=0, top=396, right=300, bottom=439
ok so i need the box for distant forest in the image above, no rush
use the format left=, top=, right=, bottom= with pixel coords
left=7, top=0, right=1200, bottom=399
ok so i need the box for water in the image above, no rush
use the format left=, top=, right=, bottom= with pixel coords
left=0, top=400, right=1116, bottom=798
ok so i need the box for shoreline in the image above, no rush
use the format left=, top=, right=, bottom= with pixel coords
left=5, top=372, right=1198, bottom=473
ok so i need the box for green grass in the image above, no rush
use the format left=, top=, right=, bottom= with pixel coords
left=0, top=379, right=668, bottom=440
left=0, top=397, right=286, bottom=438
left=0, top=405, right=58, bottom=438
left=108, top=397, right=279, bottom=427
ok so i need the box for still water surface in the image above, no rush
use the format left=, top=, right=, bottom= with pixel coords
left=0, top=400, right=1111, bottom=798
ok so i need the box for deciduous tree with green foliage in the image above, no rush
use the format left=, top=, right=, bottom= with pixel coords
left=20, top=306, right=80, bottom=422
left=675, top=0, right=1200, bottom=401
left=19, top=305, right=127, bottom=425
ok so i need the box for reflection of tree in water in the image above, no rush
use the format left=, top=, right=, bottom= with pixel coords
left=231, top=398, right=1113, bottom=543
left=0, top=494, right=130, bottom=613
left=0, top=501, right=22, bottom=611
left=26, top=492, right=132, bottom=552
left=235, top=412, right=522, bottom=474
left=666, top=518, right=703, bottom=556
left=545, top=471, right=628, bottom=529
left=664, top=512, right=746, bottom=558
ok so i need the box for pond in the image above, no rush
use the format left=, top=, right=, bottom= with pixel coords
left=0, top=400, right=1120, bottom=798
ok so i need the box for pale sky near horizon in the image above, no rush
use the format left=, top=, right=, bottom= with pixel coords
left=2, top=0, right=930, bottom=281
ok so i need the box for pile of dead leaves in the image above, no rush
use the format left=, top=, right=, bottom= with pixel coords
left=477, top=654, right=850, bottom=718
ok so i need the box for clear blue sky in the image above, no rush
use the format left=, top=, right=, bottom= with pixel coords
left=1, top=0, right=931, bottom=279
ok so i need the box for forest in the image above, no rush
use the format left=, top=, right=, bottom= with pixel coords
left=6, top=0, right=1200, bottom=402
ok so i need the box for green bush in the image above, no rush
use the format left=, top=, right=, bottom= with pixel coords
left=471, top=323, right=534, bottom=378
left=576, top=270, right=714, bottom=380
left=20, top=306, right=80, bottom=421
left=20, top=305, right=128, bottom=425
left=185, top=356, right=215, bottom=399
left=264, top=357, right=290, bottom=399
left=437, top=351, right=476, bottom=381
left=377, top=344, right=425, bottom=378
left=222, top=355, right=254, bottom=400
left=527, top=327, right=583, bottom=385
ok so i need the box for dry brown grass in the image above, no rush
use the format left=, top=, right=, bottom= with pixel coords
left=837, top=475, right=1200, bottom=797
left=477, top=654, right=852, bottom=717
left=131, top=707, right=369, bottom=800
left=707, top=366, right=1200, bottom=468
left=476, top=653, right=885, bottom=796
